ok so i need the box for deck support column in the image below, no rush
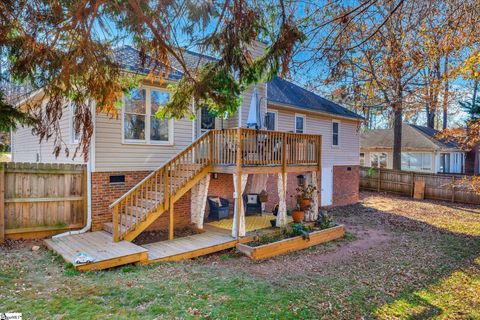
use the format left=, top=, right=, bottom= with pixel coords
left=305, top=171, right=319, bottom=222
left=168, top=198, right=174, bottom=240
left=191, top=174, right=211, bottom=229
left=276, top=172, right=288, bottom=227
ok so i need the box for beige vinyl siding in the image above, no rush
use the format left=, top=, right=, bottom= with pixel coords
left=270, top=106, right=360, bottom=167
left=94, top=112, right=193, bottom=172
left=12, top=104, right=86, bottom=164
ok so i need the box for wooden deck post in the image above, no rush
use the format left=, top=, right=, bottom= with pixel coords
left=236, top=128, right=243, bottom=239
left=169, top=198, right=174, bottom=240
left=0, top=163, right=4, bottom=244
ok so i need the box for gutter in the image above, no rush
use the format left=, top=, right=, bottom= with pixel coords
left=267, top=101, right=364, bottom=122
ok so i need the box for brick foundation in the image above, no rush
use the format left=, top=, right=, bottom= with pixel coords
left=332, top=165, right=359, bottom=206
left=90, top=166, right=359, bottom=232
left=207, top=173, right=235, bottom=216
left=91, top=171, right=191, bottom=231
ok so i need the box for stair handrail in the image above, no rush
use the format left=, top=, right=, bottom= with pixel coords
left=109, top=130, right=213, bottom=209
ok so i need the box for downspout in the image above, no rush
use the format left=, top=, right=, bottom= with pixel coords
left=53, top=101, right=94, bottom=238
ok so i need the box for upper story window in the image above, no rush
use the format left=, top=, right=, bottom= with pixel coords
left=123, top=88, right=173, bottom=144
left=295, top=114, right=305, bottom=133
left=332, top=121, right=339, bottom=146
left=265, top=110, right=277, bottom=131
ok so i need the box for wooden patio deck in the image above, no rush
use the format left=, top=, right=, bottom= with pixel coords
left=44, top=228, right=253, bottom=271
left=44, top=231, right=148, bottom=271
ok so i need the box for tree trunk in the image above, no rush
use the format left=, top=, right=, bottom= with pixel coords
left=442, top=56, right=449, bottom=129
left=473, top=79, right=478, bottom=112
left=392, top=103, right=403, bottom=170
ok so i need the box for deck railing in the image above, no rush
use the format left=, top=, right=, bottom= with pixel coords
left=109, top=128, right=321, bottom=241
left=211, top=128, right=322, bottom=166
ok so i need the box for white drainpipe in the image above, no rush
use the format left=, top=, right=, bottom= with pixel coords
left=53, top=159, right=92, bottom=238
left=53, top=101, right=94, bottom=238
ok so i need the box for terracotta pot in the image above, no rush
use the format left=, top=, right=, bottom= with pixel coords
left=300, top=198, right=311, bottom=211
left=292, top=210, right=304, bottom=223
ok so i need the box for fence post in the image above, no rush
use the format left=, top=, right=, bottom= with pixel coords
left=0, top=163, right=5, bottom=243
left=377, top=168, right=381, bottom=192
left=410, top=172, right=415, bottom=198
left=451, top=176, right=455, bottom=203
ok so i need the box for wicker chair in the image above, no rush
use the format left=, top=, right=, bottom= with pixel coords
left=207, top=196, right=230, bottom=220
left=243, top=193, right=262, bottom=215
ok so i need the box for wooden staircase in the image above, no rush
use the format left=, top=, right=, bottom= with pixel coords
left=107, top=132, right=213, bottom=242
left=107, top=128, right=322, bottom=242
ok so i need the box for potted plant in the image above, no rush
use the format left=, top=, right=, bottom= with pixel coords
left=296, top=184, right=317, bottom=211
left=291, top=203, right=304, bottom=223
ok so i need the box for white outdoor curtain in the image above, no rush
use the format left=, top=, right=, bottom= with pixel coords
left=250, top=174, right=269, bottom=213
left=276, top=173, right=288, bottom=227
left=305, top=171, right=319, bottom=222
left=190, top=174, right=211, bottom=229
left=249, top=174, right=269, bottom=193
left=232, top=173, right=248, bottom=238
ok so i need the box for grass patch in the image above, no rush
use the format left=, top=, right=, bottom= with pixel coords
left=1, top=193, right=479, bottom=319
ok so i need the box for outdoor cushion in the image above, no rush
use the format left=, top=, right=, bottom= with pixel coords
left=210, top=197, right=222, bottom=206
left=247, top=194, right=258, bottom=204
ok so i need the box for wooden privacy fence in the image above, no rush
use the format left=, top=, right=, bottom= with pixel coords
left=0, top=162, right=87, bottom=242
left=360, top=166, right=480, bottom=205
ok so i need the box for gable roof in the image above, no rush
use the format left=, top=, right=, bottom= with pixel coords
left=113, top=45, right=217, bottom=80
left=267, top=76, right=363, bottom=120
left=361, top=123, right=460, bottom=151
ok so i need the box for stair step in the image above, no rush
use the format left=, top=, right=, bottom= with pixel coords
left=123, top=205, right=149, bottom=218
left=103, top=222, right=128, bottom=235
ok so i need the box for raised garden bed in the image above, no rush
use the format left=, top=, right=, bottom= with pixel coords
left=236, top=225, right=345, bottom=260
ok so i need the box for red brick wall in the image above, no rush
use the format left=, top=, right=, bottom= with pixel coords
left=263, top=173, right=301, bottom=213
left=91, top=171, right=191, bottom=231
left=332, top=165, right=359, bottom=206
left=207, top=173, right=235, bottom=216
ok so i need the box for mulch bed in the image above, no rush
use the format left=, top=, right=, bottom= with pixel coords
left=133, top=225, right=204, bottom=245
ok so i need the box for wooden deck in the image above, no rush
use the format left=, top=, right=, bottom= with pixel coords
left=44, top=229, right=252, bottom=271
left=44, top=231, right=148, bottom=271
left=143, top=229, right=244, bottom=263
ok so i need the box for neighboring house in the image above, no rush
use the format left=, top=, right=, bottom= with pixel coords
left=360, top=123, right=465, bottom=174
left=465, top=143, right=479, bottom=176
left=11, top=42, right=362, bottom=238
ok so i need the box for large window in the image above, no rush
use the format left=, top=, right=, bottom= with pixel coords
left=370, top=152, right=388, bottom=168
left=265, top=110, right=277, bottom=131
left=123, top=88, right=172, bottom=144
left=332, top=121, right=339, bottom=146
left=295, top=114, right=305, bottom=133
left=401, top=152, right=432, bottom=172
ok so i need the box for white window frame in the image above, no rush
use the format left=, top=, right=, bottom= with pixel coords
left=401, top=152, right=433, bottom=172
left=122, top=86, right=174, bottom=146
left=360, top=152, right=365, bottom=166
left=70, top=104, right=79, bottom=144
left=265, top=109, right=278, bottom=131
left=332, top=120, right=340, bottom=147
left=370, top=152, right=388, bottom=168
left=294, top=113, right=306, bottom=133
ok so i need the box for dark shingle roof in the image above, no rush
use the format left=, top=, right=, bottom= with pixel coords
left=113, top=46, right=183, bottom=80
left=409, top=124, right=459, bottom=149
left=361, top=123, right=460, bottom=151
left=113, top=45, right=217, bottom=80
left=267, top=76, right=362, bottom=120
